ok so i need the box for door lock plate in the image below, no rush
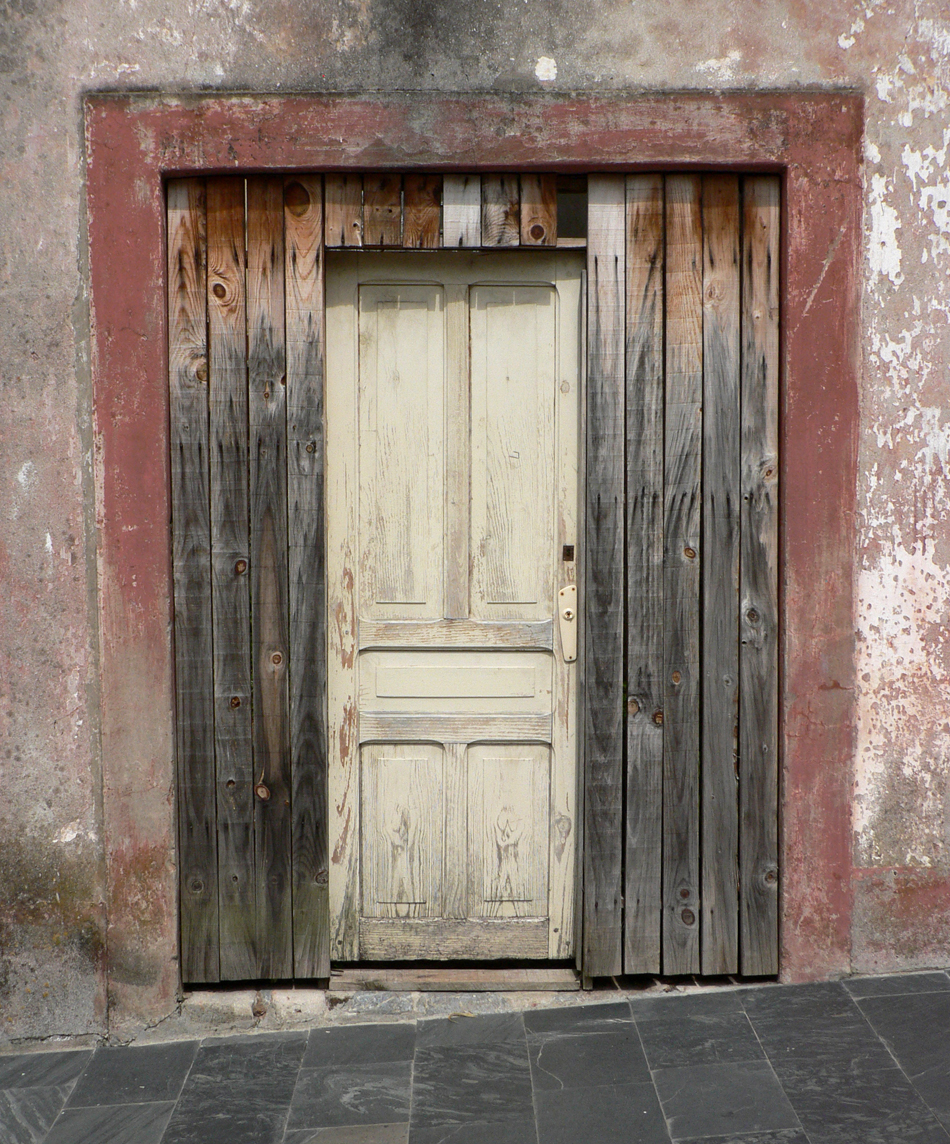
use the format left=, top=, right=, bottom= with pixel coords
left=558, top=583, right=577, bottom=663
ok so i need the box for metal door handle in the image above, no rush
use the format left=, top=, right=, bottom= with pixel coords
left=558, top=584, right=577, bottom=663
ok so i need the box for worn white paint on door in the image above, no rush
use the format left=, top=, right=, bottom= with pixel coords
left=327, top=250, right=582, bottom=962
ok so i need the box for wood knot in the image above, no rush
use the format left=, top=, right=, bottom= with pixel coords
left=284, top=181, right=311, bottom=217
left=255, top=783, right=271, bottom=801
left=627, top=698, right=640, bottom=716
left=315, top=870, right=329, bottom=885
left=229, top=696, right=241, bottom=709
left=195, top=362, right=208, bottom=384
left=681, top=908, right=696, bottom=926
left=234, top=559, right=247, bottom=575
left=530, top=223, right=546, bottom=241
left=212, top=281, right=227, bottom=300
left=684, top=546, right=696, bottom=560
left=271, top=652, right=283, bottom=666
left=671, top=670, right=682, bottom=685
left=653, top=710, right=664, bottom=725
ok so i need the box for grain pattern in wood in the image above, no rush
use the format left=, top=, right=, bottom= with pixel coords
left=663, top=174, right=703, bottom=976
left=481, top=175, right=520, bottom=246
left=360, top=918, right=548, bottom=959
left=359, top=713, right=554, bottom=743
left=246, top=176, right=293, bottom=979
left=324, top=174, right=363, bottom=247
left=403, top=174, right=442, bottom=249
left=206, top=177, right=255, bottom=981
left=168, top=178, right=218, bottom=984
left=623, top=174, right=664, bottom=975
left=358, top=619, right=554, bottom=650
left=363, top=174, right=402, bottom=246
left=442, top=175, right=481, bottom=246
left=442, top=743, right=467, bottom=919
left=739, top=175, right=780, bottom=976
left=444, top=284, right=470, bottom=619
left=700, top=175, right=741, bottom=976
left=520, top=174, right=557, bottom=246
left=284, top=175, right=330, bottom=979
left=332, top=967, right=579, bottom=991
left=584, top=175, right=626, bottom=978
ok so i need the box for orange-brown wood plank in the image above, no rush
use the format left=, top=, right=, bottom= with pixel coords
left=403, top=174, right=442, bottom=248
left=481, top=175, right=520, bottom=246
left=363, top=174, right=402, bottom=246
left=324, top=174, right=363, bottom=247
left=520, top=174, right=557, bottom=245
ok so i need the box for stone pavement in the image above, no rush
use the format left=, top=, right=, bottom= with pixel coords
left=2, top=971, right=950, bottom=1143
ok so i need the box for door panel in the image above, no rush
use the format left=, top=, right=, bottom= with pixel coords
left=327, top=250, right=582, bottom=963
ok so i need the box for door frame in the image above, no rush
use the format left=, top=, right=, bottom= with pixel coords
left=86, top=91, right=862, bottom=1030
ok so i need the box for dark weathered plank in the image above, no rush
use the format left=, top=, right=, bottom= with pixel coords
left=363, top=174, right=402, bottom=246
left=168, top=179, right=218, bottom=984
left=624, top=174, right=664, bottom=975
left=403, top=174, right=442, bottom=248
left=520, top=174, right=557, bottom=245
left=481, top=174, right=520, bottom=246
left=739, top=175, right=781, bottom=976
left=284, top=176, right=330, bottom=979
left=583, top=175, right=626, bottom=978
left=247, top=176, right=293, bottom=979
left=662, top=174, right=703, bottom=975
left=442, top=175, right=481, bottom=246
left=700, top=175, right=741, bottom=975
left=324, top=174, right=363, bottom=247
left=207, top=177, right=256, bottom=981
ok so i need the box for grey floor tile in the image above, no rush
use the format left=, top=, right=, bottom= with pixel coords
left=0, top=1052, right=92, bottom=1091
left=410, top=1043, right=533, bottom=1130
left=631, top=990, right=745, bottom=1020
left=410, top=1118, right=538, bottom=1144
left=535, top=1080, right=669, bottom=1144
left=529, top=1026, right=651, bottom=1090
left=190, top=1030, right=307, bottom=1082
left=636, top=1012, right=765, bottom=1069
left=653, top=1059, right=800, bottom=1141
left=43, top=1100, right=175, bottom=1144
left=304, top=1023, right=416, bottom=1068
left=287, top=1061, right=412, bottom=1130
left=909, top=1068, right=950, bottom=1131
left=523, top=1001, right=632, bottom=1037
left=738, top=982, right=858, bottom=1021
left=752, top=1011, right=895, bottom=1072
left=674, top=1134, right=809, bottom=1144
left=66, top=1039, right=197, bottom=1107
left=858, top=991, right=950, bottom=1079
left=416, top=1012, right=525, bottom=1050
left=0, top=1084, right=72, bottom=1144
left=845, top=972, right=950, bottom=999
left=161, top=1105, right=289, bottom=1144
left=285, top=1125, right=409, bottom=1143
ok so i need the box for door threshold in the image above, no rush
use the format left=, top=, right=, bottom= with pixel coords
left=330, top=966, right=580, bottom=992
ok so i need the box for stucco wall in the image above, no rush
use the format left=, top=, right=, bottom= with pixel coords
left=1, top=0, right=948, bottom=1041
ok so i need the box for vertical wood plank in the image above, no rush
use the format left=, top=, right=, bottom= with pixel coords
left=324, top=175, right=363, bottom=247
left=701, top=175, right=741, bottom=975
left=520, top=174, right=557, bottom=246
left=403, top=175, right=442, bottom=249
left=624, top=175, right=664, bottom=975
left=663, top=174, right=703, bottom=975
left=481, top=175, right=520, bottom=247
left=207, top=177, right=256, bottom=980
left=169, top=179, right=218, bottom=984
left=443, top=175, right=481, bottom=247
left=444, top=284, right=470, bottom=620
left=247, top=176, right=293, bottom=979
left=285, top=176, right=330, bottom=979
left=584, top=176, right=626, bottom=978
left=740, top=175, right=780, bottom=976
left=363, top=174, right=402, bottom=246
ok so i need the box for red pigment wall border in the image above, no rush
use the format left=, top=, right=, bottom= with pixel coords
left=84, top=92, right=862, bottom=1027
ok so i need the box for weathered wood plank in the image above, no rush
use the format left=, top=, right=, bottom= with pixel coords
left=662, top=174, right=703, bottom=975
left=700, top=175, right=741, bottom=976
left=520, top=174, right=557, bottom=246
left=481, top=174, right=520, bottom=246
left=358, top=713, right=553, bottom=742
left=442, top=175, right=481, bottom=246
left=360, top=918, right=548, bottom=959
left=739, top=175, right=781, bottom=976
left=284, top=175, right=330, bottom=979
left=246, top=176, right=293, bottom=979
left=584, top=175, right=626, bottom=978
left=363, top=174, right=402, bottom=246
left=168, top=178, right=218, bottom=984
left=624, top=174, right=664, bottom=975
left=444, top=284, right=469, bottom=619
left=358, top=619, right=554, bottom=650
left=403, top=174, right=442, bottom=248
left=324, top=174, right=363, bottom=247
left=331, top=966, right=579, bottom=991
left=206, top=177, right=255, bottom=981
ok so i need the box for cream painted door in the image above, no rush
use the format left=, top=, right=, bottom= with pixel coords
left=326, top=250, right=582, bottom=962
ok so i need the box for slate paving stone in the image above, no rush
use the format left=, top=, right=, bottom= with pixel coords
left=43, top=1099, right=176, bottom=1144
left=534, top=1080, right=669, bottom=1144
left=653, top=1059, right=801, bottom=1141
left=410, top=1117, right=539, bottom=1144
left=65, top=1040, right=197, bottom=1107
left=528, top=1026, right=651, bottom=1090
left=0, top=1052, right=91, bottom=1091
left=738, top=982, right=858, bottom=1021
left=304, top=1022, right=416, bottom=1067
left=410, top=1043, right=533, bottom=1130
left=0, top=1084, right=72, bottom=1144
left=523, top=1000, right=632, bottom=1036
left=844, top=971, right=950, bottom=999
left=751, top=1011, right=896, bottom=1072
left=162, top=1105, right=290, bottom=1144
left=631, top=990, right=746, bottom=1020
left=287, top=1061, right=412, bottom=1130
left=415, top=1012, right=525, bottom=1050
left=674, top=1133, right=809, bottom=1144
left=636, top=1011, right=765, bottom=1069
left=188, top=1030, right=307, bottom=1086
left=285, top=1123, right=409, bottom=1143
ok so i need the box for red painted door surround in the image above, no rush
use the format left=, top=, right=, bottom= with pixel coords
left=85, top=92, right=862, bottom=1026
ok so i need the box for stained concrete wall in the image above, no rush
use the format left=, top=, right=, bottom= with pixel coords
left=1, top=0, right=948, bottom=1040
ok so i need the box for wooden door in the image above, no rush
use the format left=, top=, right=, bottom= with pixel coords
left=326, top=250, right=582, bottom=962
